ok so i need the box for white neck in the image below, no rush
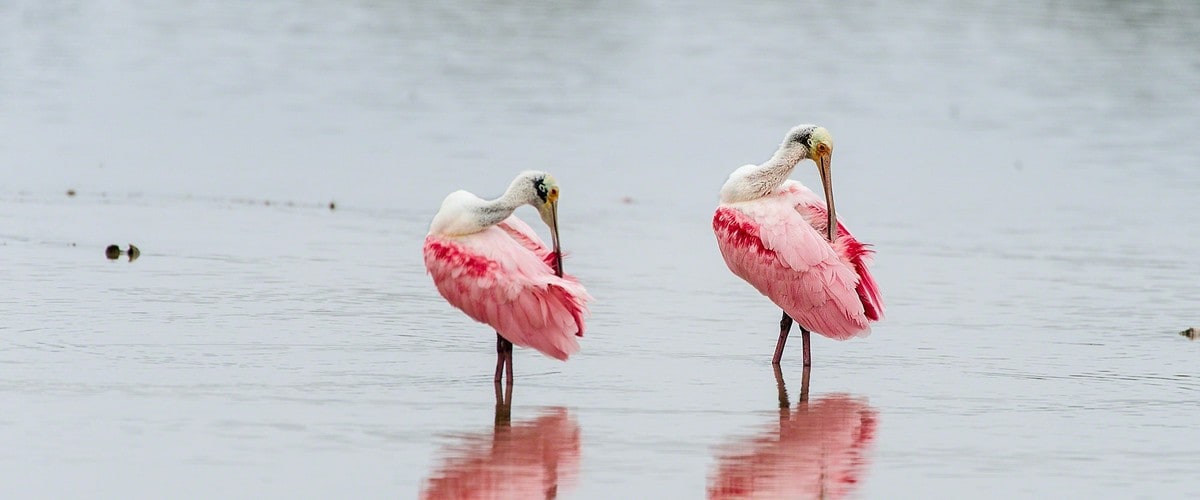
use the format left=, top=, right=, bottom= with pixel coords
left=475, top=182, right=530, bottom=227
left=719, top=144, right=807, bottom=203
left=429, top=175, right=536, bottom=236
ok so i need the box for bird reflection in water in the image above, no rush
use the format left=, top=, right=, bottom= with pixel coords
left=421, top=382, right=581, bottom=499
left=708, top=366, right=878, bottom=499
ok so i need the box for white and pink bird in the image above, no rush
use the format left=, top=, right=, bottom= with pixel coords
left=713, top=125, right=884, bottom=366
left=423, top=171, right=591, bottom=383
left=424, top=126, right=882, bottom=380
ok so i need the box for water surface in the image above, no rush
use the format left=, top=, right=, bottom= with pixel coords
left=2, top=0, right=1199, bottom=497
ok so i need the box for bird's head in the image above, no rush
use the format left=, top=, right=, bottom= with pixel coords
left=784, top=125, right=838, bottom=242
left=783, top=124, right=834, bottom=165
left=515, top=170, right=564, bottom=276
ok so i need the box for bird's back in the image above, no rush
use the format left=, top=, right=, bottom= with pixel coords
left=428, top=190, right=488, bottom=237
left=714, top=181, right=882, bottom=339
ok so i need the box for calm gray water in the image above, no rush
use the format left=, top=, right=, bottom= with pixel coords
left=3, top=0, right=1199, bottom=498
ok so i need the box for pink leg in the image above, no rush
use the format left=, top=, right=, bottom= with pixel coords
left=801, top=327, right=811, bottom=367
left=772, top=312, right=793, bottom=365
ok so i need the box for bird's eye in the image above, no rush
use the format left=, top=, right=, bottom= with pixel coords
left=537, top=183, right=547, bottom=194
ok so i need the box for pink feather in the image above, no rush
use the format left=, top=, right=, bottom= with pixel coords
left=424, top=216, right=591, bottom=361
left=713, top=180, right=884, bottom=340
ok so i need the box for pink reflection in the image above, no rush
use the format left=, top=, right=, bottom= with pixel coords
left=708, top=368, right=878, bottom=500
left=421, top=387, right=580, bottom=500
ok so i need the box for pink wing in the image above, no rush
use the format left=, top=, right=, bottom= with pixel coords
left=496, top=216, right=558, bottom=270
left=424, top=222, right=590, bottom=360
left=782, top=183, right=884, bottom=322
left=713, top=181, right=882, bottom=340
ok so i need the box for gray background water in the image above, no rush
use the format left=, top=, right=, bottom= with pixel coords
left=2, top=0, right=1198, bottom=498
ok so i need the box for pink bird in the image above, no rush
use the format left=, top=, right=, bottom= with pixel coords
left=713, top=125, right=884, bottom=366
left=424, top=171, right=591, bottom=383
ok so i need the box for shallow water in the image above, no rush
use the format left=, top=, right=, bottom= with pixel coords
left=2, top=0, right=1199, bottom=498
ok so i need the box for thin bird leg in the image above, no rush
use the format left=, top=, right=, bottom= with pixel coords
left=502, top=337, right=514, bottom=384
left=801, top=326, right=812, bottom=367
left=772, top=312, right=793, bottom=365
left=494, top=333, right=508, bottom=383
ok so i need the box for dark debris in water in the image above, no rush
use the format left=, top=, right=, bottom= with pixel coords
left=67, top=189, right=76, bottom=197
left=219, top=196, right=334, bottom=210
left=105, top=244, right=141, bottom=262
left=1182, top=327, right=1198, bottom=341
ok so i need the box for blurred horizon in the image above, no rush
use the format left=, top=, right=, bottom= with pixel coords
left=3, top=0, right=1197, bottom=211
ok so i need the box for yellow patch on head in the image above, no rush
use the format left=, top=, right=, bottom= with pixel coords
left=811, top=127, right=834, bottom=150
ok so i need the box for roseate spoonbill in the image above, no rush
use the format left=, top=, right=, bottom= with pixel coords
left=713, top=125, right=884, bottom=366
left=424, top=171, right=591, bottom=383
left=707, top=367, right=878, bottom=499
